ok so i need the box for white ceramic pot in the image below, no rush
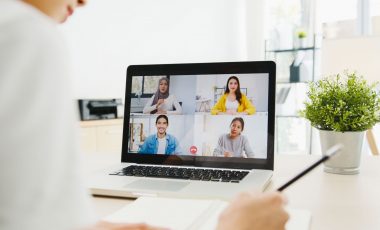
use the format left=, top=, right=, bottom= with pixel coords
left=319, top=130, right=365, bottom=175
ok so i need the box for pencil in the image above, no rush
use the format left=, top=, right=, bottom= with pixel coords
left=277, top=144, right=343, bottom=192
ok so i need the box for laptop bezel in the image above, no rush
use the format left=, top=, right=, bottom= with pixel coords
left=121, top=61, right=275, bottom=170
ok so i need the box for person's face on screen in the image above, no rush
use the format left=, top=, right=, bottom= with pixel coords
left=23, top=0, right=87, bottom=23
left=228, top=78, right=239, bottom=94
left=156, top=118, right=168, bottom=136
left=230, top=120, right=243, bottom=138
left=159, top=80, right=168, bottom=94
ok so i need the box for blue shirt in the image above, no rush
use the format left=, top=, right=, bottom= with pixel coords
left=138, top=133, right=182, bottom=155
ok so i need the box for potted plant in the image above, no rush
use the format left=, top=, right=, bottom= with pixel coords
left=295, top=29, right=307, bottom=48
left=297, top=30, right=307, bottom=39
left=300, top=71, right=380, bottom=174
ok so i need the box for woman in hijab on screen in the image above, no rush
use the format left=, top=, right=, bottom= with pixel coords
left=143, top=77, right=182, bottom=114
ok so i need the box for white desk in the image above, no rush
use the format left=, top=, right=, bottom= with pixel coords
left=85, top=154, right=380, bottom=230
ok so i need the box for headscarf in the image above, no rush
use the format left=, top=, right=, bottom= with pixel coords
left=150, top=77, right=170, bottom=113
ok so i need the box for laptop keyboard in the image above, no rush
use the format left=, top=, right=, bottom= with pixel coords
left=110, top=165, right=250, bottom=183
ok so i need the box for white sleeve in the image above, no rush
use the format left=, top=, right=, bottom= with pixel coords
left=143, top=95, right=156, bottom=114
left=167, top=95, right=183, bottom=114
left=0, top=3, right=94, bottom=230
left=213, top=136, right=224, bottom=156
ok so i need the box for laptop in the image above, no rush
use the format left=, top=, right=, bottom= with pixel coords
left=89, top=61, right=276, bottom=200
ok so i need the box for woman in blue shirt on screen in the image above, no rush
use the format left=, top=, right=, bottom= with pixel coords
left=138, top=115, right=182, bottom=154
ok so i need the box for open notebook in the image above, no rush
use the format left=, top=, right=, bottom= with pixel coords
left=104, top=197, right=311, bottom=230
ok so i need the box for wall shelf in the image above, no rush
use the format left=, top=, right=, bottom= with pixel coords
left=265, top=35, right=321, bottom=155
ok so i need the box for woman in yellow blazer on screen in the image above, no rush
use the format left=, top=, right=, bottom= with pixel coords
left=211, top=76, right=256, bottom=115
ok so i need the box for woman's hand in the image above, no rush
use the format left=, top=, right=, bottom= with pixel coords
left=226, top=109, right=237, bottom=115
left=217, top=192, right=289, bottom=230
left=156, top=99, right=164, bottom=108
left=156, top=109, right=167, bottom=114
left=224, top=152, right=233, bottom=157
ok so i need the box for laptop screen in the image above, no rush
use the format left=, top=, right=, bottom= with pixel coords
left=122, top=62, right=275, bottom=170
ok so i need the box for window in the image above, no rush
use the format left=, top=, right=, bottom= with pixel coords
left=370, top=0, right=380, bottom=35
left=316, top=0, right=358, bottom=38
left=265, top=0, right=302, bottom=50
left=131, top=75, right=168, bottom=98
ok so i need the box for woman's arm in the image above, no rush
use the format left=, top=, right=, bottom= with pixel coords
left=143, top=95, right=157, bottom=114
left=241, top=95, right=256, bottom=115
left=84, top=221, right=167, bottom=230
left=166, top=95, right=182, bottom=115
left=213, top=135, right=225, bottom=156
left=211, top=94, right=226, bottom=115
left=242, top=136, right=254, bottom=157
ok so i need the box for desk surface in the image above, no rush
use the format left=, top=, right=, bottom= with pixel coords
left=85, top=153, right=380, bottom=230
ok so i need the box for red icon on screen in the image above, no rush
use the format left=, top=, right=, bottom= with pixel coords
left=190, top=146, right=198, bottom=155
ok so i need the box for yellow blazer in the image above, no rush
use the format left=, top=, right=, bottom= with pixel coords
left=211, top=93, right=256, bottom=115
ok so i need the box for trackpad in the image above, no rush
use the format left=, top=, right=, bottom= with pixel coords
left=125, top=179, right=190, bottom=191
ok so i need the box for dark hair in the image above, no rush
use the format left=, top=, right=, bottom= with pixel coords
left=230, top=117, right=244, bottom=131
left=224, top=76, right=242, bottom=104
left=156, top=114, right=169, bottom=124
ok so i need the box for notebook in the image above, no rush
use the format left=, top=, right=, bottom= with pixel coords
left=104, top=197, right=311, bottom=230
left=89, top=61, right=277, bottom=200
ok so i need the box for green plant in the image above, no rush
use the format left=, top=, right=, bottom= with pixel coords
left=297, top=30, right=307, bottom=39
left=300, top=71, right=380, bottom=132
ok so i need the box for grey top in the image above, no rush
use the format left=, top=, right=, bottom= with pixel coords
left=213, top=134, right=254, bottom=158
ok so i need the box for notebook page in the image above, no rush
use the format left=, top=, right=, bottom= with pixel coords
left=286, top=208, right=312, bottom=230
left=104, top=197, right=220, bottom=230
left=104, top=197, right=311, bottom=230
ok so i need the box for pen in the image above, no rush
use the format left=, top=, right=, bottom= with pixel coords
left=277, top=144, right=343, bottom=192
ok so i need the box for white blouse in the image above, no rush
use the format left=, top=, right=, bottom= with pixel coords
left=0, top=1, right=94, bottom=230
left=225, top=99, right=239, bottom=111
left=143, top=94, right=183, bottom=114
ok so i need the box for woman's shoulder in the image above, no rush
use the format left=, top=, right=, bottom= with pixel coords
left=219, top=93, right=228, bottom=100
left=240, top=135, right=250, bottom=142
left=219, top=133, right=230, bottom=140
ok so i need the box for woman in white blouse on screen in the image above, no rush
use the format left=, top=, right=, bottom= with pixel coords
left=143, top=77, right=182, bottom=115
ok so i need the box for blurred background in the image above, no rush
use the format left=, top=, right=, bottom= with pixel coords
left=61, top=0, right=380, bottom=156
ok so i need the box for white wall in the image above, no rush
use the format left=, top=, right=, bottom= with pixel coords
left=170, top=76, right=196, bottom=114
left=59, top=0, right=266, bottom=99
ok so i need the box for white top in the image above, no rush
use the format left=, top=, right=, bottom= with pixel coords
left=143, top=94, right=182, bottom=114
left=0, top=1, right=94, bottom=230
left=225, top=99, right=239, bottom=111
left=157, top=137, right=167, bottom=154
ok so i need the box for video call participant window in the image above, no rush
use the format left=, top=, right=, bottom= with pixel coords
left=128, top=73, right=269, bottom=160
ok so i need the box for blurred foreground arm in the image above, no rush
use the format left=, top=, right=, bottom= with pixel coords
left=217, top=192, right=289, bottom=230
left=84, top=221, right=168, bottom=230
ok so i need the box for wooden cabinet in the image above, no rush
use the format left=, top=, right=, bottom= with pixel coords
left=79, top=119, right=123, bottom=153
